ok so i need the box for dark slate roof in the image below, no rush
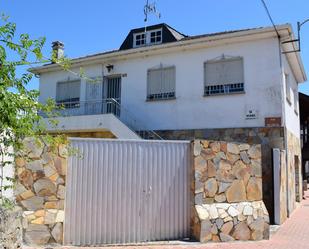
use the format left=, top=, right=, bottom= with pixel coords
left=119, top=23, right=187, bottom=50
left=182, top=27, right=261, bottom=41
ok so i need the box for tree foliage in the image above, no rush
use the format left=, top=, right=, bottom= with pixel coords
left=0, top=15, right=61, bottom=208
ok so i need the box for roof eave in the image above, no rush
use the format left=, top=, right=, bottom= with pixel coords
left=280, top=24, right=307, bottom=83
left=30, top=24, right=300, bottom=75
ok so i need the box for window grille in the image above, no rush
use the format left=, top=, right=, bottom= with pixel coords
left=204, top=57, right=244, bottom=96
left=147, top=66, right=176, bottom=100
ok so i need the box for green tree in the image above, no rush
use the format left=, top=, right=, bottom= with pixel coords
left=0, top=15, right=61, bottom=208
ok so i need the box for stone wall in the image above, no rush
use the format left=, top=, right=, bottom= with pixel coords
left=0, top=207, right=22, bottom=249
left=278, top=150, right=288, bottom=224
left=286, top=130, right=302, bottom=215
left=192, top=140, right=269, bottom=242
left=15, top=138, right=67, bottom=245
left=157, top=127, right=284, bottom=223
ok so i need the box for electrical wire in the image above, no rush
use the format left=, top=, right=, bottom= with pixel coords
left=260, top=0, right=280, bottom=38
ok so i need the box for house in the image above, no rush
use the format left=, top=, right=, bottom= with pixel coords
left=299, top=92, right=309, bottom=181
left=31, top=23, right=307, bottom=223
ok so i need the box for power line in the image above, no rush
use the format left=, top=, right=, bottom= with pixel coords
left=260, top=0, right=280, bottom=38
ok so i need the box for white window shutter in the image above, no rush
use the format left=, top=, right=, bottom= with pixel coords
left=147, top=66, right=176, bottom=99
left=222, top=59, right=243, bottom=84
left=56, top=80, right=81, bottom=102
left=205, top=58, right=243, bottom=86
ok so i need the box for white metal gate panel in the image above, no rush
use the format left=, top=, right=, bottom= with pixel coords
left=64, top=138, right=191, bottom=246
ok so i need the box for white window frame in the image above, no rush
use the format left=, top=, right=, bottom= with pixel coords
left=204, top=57, right=245, bottom=96
left=149, top=29, right=162, bottom=45
left=133, top=28, right=163, bottom=48
left=133, top=32, right=146, bottom=48
left=285, top=73, right=291, bottom=104
left=147, top=66, right=176, bottom=101
left=293, top=87, right=299, bottom=115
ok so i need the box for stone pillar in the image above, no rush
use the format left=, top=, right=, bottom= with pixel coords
left=15, top=137, right=67, bottom=246
left=192, top=140, right=270, bottom=242
left=0, top=207, right=22, bottom=249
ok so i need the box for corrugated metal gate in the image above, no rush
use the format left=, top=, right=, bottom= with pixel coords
left=64, top=138, right=191, bottom=246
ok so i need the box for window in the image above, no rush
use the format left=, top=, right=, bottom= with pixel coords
left=294, top=88, right=299, bottom=115
left=133, top=29, right=162, bottom=48
left=285, top=73, right=291, bottom=104
left=134, top=33, right=146, bottom=47
left=56, top=80, right=81, bottom=108
left=204, top=57, right=244, bottom=96
left=150, top=30, right=162, bottom=44
left=147, top=66, right=176, bottom=101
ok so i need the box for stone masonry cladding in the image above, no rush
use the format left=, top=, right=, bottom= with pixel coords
left=157, top=127, right=285, bottom=223
left=191, top=140, right=269, bottom=242
left=15, top=138, right=67, bottom=245
left=14, top=137, right=273, bottom=245
left=0, top=207, right=22, bottom=249
left=286, top=130, right=302, bottom=215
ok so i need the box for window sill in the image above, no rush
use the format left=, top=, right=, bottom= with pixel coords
left=295, top=110, right=299, bottom=116
left=286, top=98, right=292, bottom=105
left=146, top=97, right=176, bottom=102
left=203, top=91, right=245, bottom=97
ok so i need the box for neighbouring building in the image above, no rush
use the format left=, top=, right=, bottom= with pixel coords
left=300, top=92, right=309, bottom=181
left=30, top=23, right=307, bottom=223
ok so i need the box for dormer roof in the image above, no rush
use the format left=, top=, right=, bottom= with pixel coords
left=119, top=23, right=187, bottom=50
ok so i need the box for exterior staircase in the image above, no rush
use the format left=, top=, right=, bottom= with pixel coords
left=110, top=98, right=163, bottom=140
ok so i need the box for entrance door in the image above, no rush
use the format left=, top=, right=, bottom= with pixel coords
left=104, top=76, right=121, bottom=116
left=85, top=76, right=121, bottom=116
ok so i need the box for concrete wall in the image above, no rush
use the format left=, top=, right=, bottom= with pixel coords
left=282, top=54, right=301, bottom=138
left=39, top=37, right=283, bottom=131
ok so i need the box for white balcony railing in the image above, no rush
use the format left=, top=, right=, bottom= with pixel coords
left=55, top=99, right=121, bottom=117
left=41, top=98, right=163, bottom=140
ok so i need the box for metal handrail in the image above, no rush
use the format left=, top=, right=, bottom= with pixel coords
left=109, top=98, right=163, bottom=140
left=42, top=98, right=163, bottom=140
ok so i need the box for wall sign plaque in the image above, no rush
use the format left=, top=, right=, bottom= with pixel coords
left=265, top=117, right=281, bottom=127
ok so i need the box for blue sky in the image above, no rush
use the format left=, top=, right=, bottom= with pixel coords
left=1, top=0, right=309, bottom=93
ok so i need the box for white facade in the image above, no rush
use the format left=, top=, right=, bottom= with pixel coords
left=35, top=24, right=306, bottom=138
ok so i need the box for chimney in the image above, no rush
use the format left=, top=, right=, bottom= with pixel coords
left=52, top=41, right=64, bottom=62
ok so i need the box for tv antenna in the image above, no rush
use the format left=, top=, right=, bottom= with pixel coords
left=282, top=18, right=309, bottom=54
left=144, top=0, right=161, bottom=32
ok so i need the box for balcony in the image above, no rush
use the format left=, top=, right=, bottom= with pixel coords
left=55, top=99, right=121, bottom=117
left=40, top=98, right=162, bottom=140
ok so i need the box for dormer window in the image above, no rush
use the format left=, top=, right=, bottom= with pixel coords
left=150, top=29, right=162, bottom=44
left=133, top=28, right=163, bottom=48
left=135, top=33, right=146, bottom=46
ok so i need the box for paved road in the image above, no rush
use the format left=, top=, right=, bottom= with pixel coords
left=25, top=189, right=309, bottom=249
